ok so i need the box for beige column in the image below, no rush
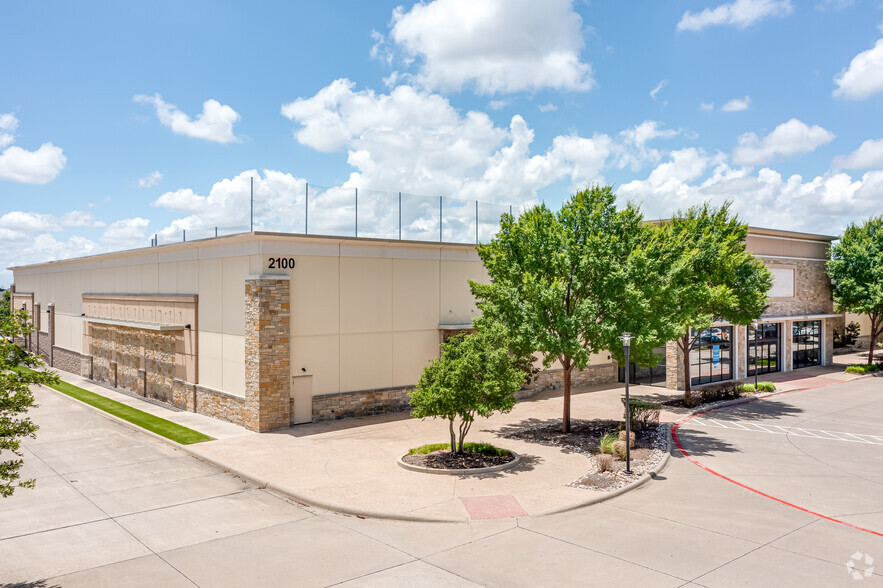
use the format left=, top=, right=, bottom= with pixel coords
left=243, top=275, right=291, bottom=432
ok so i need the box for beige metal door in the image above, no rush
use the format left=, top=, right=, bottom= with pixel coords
left=291, top=375, right=313, bottom=424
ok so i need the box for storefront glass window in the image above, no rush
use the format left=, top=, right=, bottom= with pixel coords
left=690, top=327, right=733, bottom=386
left=748, top=323, right=780, bottom=376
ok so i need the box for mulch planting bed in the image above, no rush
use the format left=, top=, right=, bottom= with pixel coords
left=401, top=450, right=515, bottom=470
left=505, top=419, right=667, bottom=492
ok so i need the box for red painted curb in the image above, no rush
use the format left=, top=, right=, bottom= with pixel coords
left=672, top=379, right=883, bottom=538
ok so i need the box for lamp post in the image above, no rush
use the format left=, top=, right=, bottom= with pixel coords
left=620, top=332, right=633, bottom=475
left=753, top=323, right=759, bottom=389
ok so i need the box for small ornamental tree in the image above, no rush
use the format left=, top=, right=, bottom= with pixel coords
left=828, top=216, right=883, bottom=364
left=1, top=309, right=59, bottom=498
left=656, top=203, right=772, bottom=404
left=409, top=324, right=524, bottom=454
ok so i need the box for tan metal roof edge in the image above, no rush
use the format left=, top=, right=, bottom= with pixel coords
left=8, top=230, right=479, bottom=272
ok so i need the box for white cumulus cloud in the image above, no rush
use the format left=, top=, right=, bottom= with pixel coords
left=721, top=96, right=751, bottom=111
left=386, top=0, right=593, bottom=94
left=619, top=152, right=882, bottom=235
left=732, top=118, right=835, bottom=166
left=677, top=0, right=793, bottom=32
left=833, top=138, right=883, bottom=170
left=833, top=36, right=883, bottom=100
left=137, top=170, right=163, bottom=188
left=0, top=113, right=66, bottom=184
left=134, top=94, right=241, bottom=143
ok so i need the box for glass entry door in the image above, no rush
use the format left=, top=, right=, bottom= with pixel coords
left=792, top=320, right=822, bottom=369
left=748, top=323, right=780, bottom=376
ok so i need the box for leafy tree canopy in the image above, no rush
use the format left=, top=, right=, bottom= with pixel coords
left=828, top=216, right=883, bottom=364
left=1, top=309, right=59, bottom=498
left=656, top=202, right=772, bottom=400
left=409, top=323, right=523, bottom=453
left=469, top=186, right=682, bottom=431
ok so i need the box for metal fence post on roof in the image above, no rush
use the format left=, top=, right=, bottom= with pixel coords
left=250, top=176, right=254, bottom=232
left=475, top=200, right=479, bottom=244
left=305, top=182, right=309, bottom=235
left=215, top=227, right=218, bottom=238
left=398, top=192, right=402, bottom=240
left=183, top=229, right=186, bottom=242
left=355, top=187, right=358, bottom=237
left=439, top=196, right=443, bottom=242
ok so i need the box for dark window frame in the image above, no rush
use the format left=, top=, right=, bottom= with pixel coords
left=690, top=326, right=733, bottom=386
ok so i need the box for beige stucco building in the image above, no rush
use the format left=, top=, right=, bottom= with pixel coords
left=9, top=225, right=840, bottom=432
left=9, top=231, right=614, bottom=432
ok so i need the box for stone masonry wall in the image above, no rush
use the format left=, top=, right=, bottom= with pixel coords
left=51, top=346, right=85, bottom=375
left=763, top=258, right=834, bottom=317
left=196, top=384, right=246, bottom=427
left=88, top=323, right=177, bottom=401
left=518, top=362, right=617, bottom=398
left=313, top=387, right=412, bottom=421
left=243, top=277, right=291, bottom=432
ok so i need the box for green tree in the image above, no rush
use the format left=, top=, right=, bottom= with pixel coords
left=828, top=216, right=883, bottom=364
left=1, top=308, right=59, bottom=498
left=409, top=324, right=524, bottom=453
left=0, top=290, right=10, bottom=323
left=470, top=186, right=680, bottom=433
left=657, top=203, right=772, bottom=404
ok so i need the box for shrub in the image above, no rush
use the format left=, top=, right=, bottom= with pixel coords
left=621, top=398, right=661, bottom=432
left=596, top=454, right=614, bottom=472
left=845, top=364, right=880, bottom=375
left=756, top=381, right=776, bottom=392
left=599, top=432, right=618, bottom=455
left=696, top=382, right=742, bottom=404
left=618, top=430, right=635, bottom=448
left=407, top=442, right=511, bottom=457
left=611, top=440, right=628, bottom=460
left=844, top=322, right=861, bottom=346
left=736, top=383, right=756, bottom=393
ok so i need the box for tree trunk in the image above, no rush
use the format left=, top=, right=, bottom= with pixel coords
left=869, top=314, right=879, bottom=365
left=449, top=419, right=456, bottom=454
left=680, top=331, right=692, bottom=405
left=562, top=358, right=572, bottom=433
left=457, top=420, right=472, bottom=453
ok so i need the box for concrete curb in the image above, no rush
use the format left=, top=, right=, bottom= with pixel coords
left=535, top=424, right=674, bottom=518
left=396, top=451, right=522, bottom=476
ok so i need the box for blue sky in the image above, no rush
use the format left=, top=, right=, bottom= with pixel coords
left=2, top=0, right=882, bottom=285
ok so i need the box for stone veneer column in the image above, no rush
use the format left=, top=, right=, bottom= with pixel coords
left=244, top=275, right=291, bottom=432
left=665, top=340, right=684, bottom=390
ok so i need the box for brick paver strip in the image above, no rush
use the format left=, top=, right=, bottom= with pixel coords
left=460, top=495, right=527, bottom=520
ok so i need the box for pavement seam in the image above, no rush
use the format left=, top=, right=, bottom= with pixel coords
left=19, top=388, right=207, bottom=587
left=685, top=518, right=820, bottom=584
left=762, top=529, right=883, bottom=579
left=607, top=504, right=766, bottom=546
left=514, top=521, right=691, bottom=583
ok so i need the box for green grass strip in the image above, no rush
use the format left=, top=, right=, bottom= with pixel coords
left=21, top=367, right=213, bottom=444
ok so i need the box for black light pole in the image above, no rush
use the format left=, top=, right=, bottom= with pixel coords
left=620, top=332, right=633, bottom=475
left=754, top=323, right=759, bottom=389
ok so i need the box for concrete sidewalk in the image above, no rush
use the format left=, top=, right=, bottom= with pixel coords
left=44, top=360, right=866, bottom=522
